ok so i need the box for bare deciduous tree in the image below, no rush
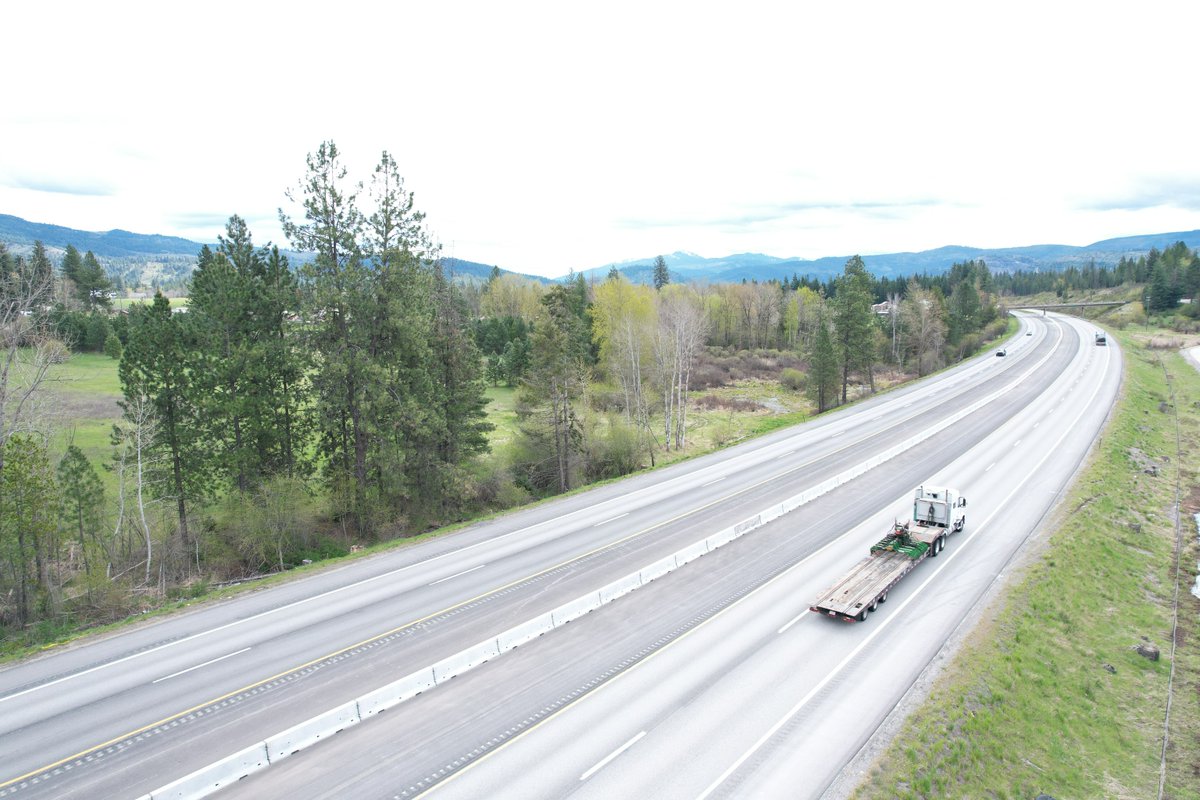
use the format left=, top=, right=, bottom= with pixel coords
left=0, top=244, right=60, bottom=479
left=111, top=393, right=161, bottom=586
left=654, top=288, right=708, bottom=451
left=900, top=280, right=947, bottom=377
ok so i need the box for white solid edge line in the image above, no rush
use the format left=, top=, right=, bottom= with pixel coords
left=0, top=322, right=1056, bottom=707
left=0, top=359, right=957, bottom=705
left=429, top=565, right=487, bottom=586
left=694, top=321, right=1112, bottom=800
left=141, top=316, right=1080, bottom=799
left=580, top=731, right=647, bottom=781
left=152, top=648, right=252, bottom=685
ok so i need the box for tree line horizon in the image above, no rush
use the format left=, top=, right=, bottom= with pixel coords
left=1, top=139, right=1196, bottom=641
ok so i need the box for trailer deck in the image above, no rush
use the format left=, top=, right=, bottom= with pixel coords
left=811, top=520, right=948, bottom=622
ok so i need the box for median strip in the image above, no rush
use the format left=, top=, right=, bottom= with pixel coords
left=142, top=331, right=1066, bottom=799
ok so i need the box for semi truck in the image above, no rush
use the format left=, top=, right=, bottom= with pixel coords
left=810, top=486, right=967, bottom=623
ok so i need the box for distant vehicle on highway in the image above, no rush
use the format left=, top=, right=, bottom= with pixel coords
left=996, top=349, right=1007, bottom=357
left=1095, top=332, right=1107, bottom=346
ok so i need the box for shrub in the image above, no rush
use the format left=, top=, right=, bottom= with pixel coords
left=103, top=332, right=123, bottom=360
left=584, top=415, right=644, bottom=481
left=780, top=368, right=806, bottom=392
left=694, top=394, right=763, bottom=412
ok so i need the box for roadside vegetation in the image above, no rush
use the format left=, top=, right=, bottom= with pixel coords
left=2, top=153, right=1194, bottom=663
left=852, top=311, right=1200, bottom=798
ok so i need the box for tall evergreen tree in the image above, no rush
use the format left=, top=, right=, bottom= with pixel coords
left=652, top=255, right=670, bottom=291
left=281, top=141, right=372, bottom=534
left=57, top=445, right=104, bottom=591
left=260, top=245, right=310, bottom=480
left=808, top=307, right=840, bottom=413
left=77, top=251, right=112, bottom=309
left=60, top=244, right=83, bottom=287
left=119, top=292, right=208, bottom=568
left=29, top=241, right=53, bottom=289
left=1146, top=262, right=1175, bottom=312
left=947, top=279, right=982, bottom=343
left=522, top=285, right=588, bottom=493
left=427, top=266, right=493, bottom=502
left=832, top=255, right=875, bottom=403
left=189, top=216, right=310, bottom=495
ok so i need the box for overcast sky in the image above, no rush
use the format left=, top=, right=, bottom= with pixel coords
left=3, top=1, right=1197, bottom=278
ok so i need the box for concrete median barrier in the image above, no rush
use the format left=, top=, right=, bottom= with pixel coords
left=673, top=539, right=709, bottom=566
left=639, top=554, right=677, bottom=584
left=149, top=742, right=269, bottom=799
left=496, top=613, right=555, bottom=651
left=599, top=572, right=643, bottom=604
left=433, top=639, right=501, bottom=683
left=357, top=667, right=437, bottom=717
left=265, top=702, right=361, bottom=763
left=551, top=592, right=602, bottom=626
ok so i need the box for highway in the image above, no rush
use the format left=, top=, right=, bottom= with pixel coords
left=0, top=311, right=1118, bottom=799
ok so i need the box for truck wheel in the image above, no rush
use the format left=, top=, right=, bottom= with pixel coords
left=879, top=592, right=888, bottom=604
left=857, top=610, right=868, bottom=622
left=930, top=538, right=939, bottom=557
left=869, top=599, right=879, bottom=612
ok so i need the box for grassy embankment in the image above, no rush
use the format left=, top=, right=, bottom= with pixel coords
left=851, top=325, right=1200, bottom=799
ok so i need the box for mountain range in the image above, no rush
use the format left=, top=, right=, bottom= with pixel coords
left=2, top=213, right=1197, bottom=286
left=589, top=230, right=1200, bottom=285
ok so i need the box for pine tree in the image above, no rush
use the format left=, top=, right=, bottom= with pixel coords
left=948, top=279, right=981, bottom=343
left=119, top=292, right=208, bottom=568
left=77, top=251, right=112, bottom=309
left=281, top=141, right=372, bottom=534
left=832, top=255, right=875, bottom=403
left=29, top=241, right=53, bottom=289
left=57, top=445, right=104, bottom=592
left=60, top=244, right=82, bottom=280
left=523, top=285, right=588, bottom=493
left=652, top=255, right=670, bottom=290
left=426, top=266, right=493, bottom=510
left=808, top=307, right=841, bottom=413
left=1146, top=262, right=1174, bottom=312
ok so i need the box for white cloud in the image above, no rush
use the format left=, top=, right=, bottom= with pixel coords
left=2, top=0, right=1198, bottom=277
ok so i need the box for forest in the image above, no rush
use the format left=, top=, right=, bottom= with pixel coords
left=2, top=140, right=1195, bottom=645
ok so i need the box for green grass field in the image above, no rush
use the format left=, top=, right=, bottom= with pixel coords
left=43, top=352, right=124, bottom=492
left=108, top=296, right=189, bottom=310
left=852, top=329, right=1200, bottom=799
left=483, top=386, right=519, bottom=448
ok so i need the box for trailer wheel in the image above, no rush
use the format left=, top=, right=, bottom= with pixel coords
left=869, top=599, right=879, bottom=612
left=857, top=610, right=868, bottom=622
left=879, top=592, right=888, bottom=604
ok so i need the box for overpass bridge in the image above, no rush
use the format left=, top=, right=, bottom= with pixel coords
left=1009, top=300, right=1128, bottom=313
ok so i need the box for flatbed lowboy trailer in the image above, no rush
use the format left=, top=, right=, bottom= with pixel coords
left=810, top=486, right=966, bottom=623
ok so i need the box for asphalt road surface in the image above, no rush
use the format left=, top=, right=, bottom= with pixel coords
left=0, top=311, right=1118, bottom=799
